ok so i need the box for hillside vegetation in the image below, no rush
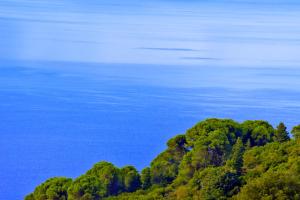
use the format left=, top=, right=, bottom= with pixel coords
left=26, top=119, right=300, bottom=200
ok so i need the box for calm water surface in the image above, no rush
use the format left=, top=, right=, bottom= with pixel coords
left=1, top=0, right=300, bottom=199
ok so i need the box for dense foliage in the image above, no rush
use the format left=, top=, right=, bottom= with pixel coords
left=26, top=119, right=300, bottom=200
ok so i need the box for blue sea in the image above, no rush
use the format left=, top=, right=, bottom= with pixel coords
left=1, top=0, right=300, bottom=199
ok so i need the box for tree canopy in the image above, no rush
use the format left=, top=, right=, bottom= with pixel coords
left=26, top=118, right=300, bottom=200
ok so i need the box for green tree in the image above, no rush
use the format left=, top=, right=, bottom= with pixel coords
left=68, top=175, right=105, bottom=200
left=236, top=171, right=300, bottom=200
left=140, top=167, right=151, bottom=189
left=86, top=162, right=122, bottom=196
left=186, top=118, right=241, bottom=146
left=274, top=122, right=290, bottom=142
left=191, top=167, right=240, bottom=199
left=241, top=120, right=274, bottom=146
left=292, top=124, right=300, bottom=140
left=25, top=177, right=72, bottom=200
left=176, top=119, right=240, bottom=186
left=226, top=138, right=244, bottom=174
left=150, top=135, right=187, bottom=186
left=120, top=166, right=141, bottom=192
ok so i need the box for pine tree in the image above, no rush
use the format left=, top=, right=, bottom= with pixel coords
left=274, top=122, right=290, bottom=142
left=226, top=138, right=244, bottom=174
